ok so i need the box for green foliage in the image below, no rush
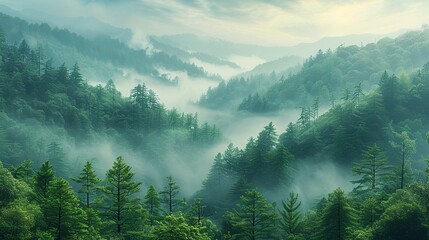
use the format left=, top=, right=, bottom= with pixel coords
left=351, top=144, right=391, bottom=191
left=373, top=189, right=428, bottom=240
left=34, top=161, right=55, bottom=202
left=153, top=214, right=210, bottom=240
left=43, top=178, right=87, bottom=239
left=71, top=161, right=101, bottom=208
left=225, top=189, right=278, bottom=240
left=279, top=192, right=302, bottom=239
left=100, top=156, right=141, bottom=236
left=159, top=176, right=181, bottom=215
left=144, top=185, right=161, bottom=227
left=319, top=188, right=356, bottom=240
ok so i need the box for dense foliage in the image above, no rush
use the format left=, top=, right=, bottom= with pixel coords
left=199, top=29, right=429, bottom=112
left=2, top=17, right=429, bottom=239
left=0, top=12, right=221, bottom=84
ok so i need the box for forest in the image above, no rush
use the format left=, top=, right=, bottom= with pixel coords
left=1, top=10, right=429, bottom=240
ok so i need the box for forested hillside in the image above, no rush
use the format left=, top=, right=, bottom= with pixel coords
left=0, top=28, right=220, bottom=182
left=2, top=7, right=429, bottom=240
left=0, top=12, right=220, bottom=85
left=199, top=29, right=429, bottom=112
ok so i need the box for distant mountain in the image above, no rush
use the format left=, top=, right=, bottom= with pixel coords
left=153, top=32, right=405, bottom=62
left=0, top=4, right=132, bottom=41
left=239, top=55, right=302, bottom=77
left=239, top=29, right=429, bottom=112
left=0, top=12, right=220, bottom=85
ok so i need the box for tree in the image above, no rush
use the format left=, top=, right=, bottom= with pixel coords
left=159, top=176, right=180, bottom=215
left=153, top=214, right=210, bottom=240
left=187, top=198, right=205, bottom=226
left=319, top=188, right=356, bottom=240
left=390, top=131, right=416, bottom=189
left=351, top=144, right=391, bottom=191
left=280, top=192, right=302, bottom=239
left=100, top=156, right=141, bottom=235
left=144, top=185, right=161, bottom=227
left=47, top=142, right=67, bottom=178
left=34, top=161, right=55, bottom=201
left=373, top=189, right=428, bottom=240
left=44, top=178, right=86, bottom=240
left=72, top=161, right=101, bottom=208
left=225, top=189, right=277, bottom=240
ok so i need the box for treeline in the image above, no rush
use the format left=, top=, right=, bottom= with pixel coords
left=199, top=29, right=429, bottom=112
left=0, top=12, right=221, bottom=83
left=1, top=134, right=429, bottom=239
left=0, top=29, right=220, bottom=168
left=198, top=72, right=280, bottom=110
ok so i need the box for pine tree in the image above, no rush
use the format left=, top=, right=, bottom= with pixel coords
left=144, top=185, right=161, bottom=227
left=159, top=176, right=180, bottom=215
left=72, top=161, right=101, bottom=208
left=319, top=188, right=356, bottom=240
left=100, top=156, right=141, bottom=235
left=187, top=198, right=205, bottom=226
left=44, top=178, right=86, bottom=240
left=280, top=192, right=302, bottom=239
left=34, top=161, right=55, bottom=201
left=351, top=143, right=391, bottom=191
left=226, top=189, right=277, bottom=240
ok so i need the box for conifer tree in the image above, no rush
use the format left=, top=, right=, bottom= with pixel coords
left=100, top=156, right=141, bottom=235
left=72, top=161, right=101, bottom=208
left=319, top=188, right=356, bottom=240
left=44, top=178, right=86, bottom=240
left=34, top=161, right=55, bottom=201
left=351, top=143, right=391, bottom=191
left=280, top=192, right=302, bottom=239
left=144, top=185, right=161, bottom=227
left=159, top=176, right=180, bottom=215
left=225, top=189, right=277, bottom=240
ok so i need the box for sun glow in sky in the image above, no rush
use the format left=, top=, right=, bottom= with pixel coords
left=2, top=0, right=429, bottom=46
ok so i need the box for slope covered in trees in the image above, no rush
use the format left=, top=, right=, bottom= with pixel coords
left=0, top=28, right=221, bottom=185
left=0, top=12, right=221, bottom=85
left=199, top=29, right=429, bottom=112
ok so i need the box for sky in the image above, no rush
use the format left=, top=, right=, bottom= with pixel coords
left=2, top=0, right=429, bottom=46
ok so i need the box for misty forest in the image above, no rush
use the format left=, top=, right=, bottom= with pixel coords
left=1, top=1, right=429, bottom=240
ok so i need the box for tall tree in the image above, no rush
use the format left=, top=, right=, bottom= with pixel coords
left=159, top=176, right=180, bottom=215
left=72, top=161, right=101, bottom=208
left=351, top=143, right=391, bottom=191
left=100, top=156, right=141, bottom=235
left=319, top=188, right=356, bottom=240
left=390, top=131, right=416, bottom=189
left=34, top=161, right=55, bottom=201
left=44, top=178, right=86, bottom=240
left=279, top=192, right=302, bottom=239
left=225, top=189, right=277, bottom=240
left=144, top=185, right=161, bottom=227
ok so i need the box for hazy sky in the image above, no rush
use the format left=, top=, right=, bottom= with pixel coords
left=2, top=0, right=429, bottom=46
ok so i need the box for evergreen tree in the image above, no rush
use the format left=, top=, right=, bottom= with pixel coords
left=72, top=161, right=101, bottom=208
left=351, top=143, right=391, bottom=191
left=319, top=188, right=356, bottom=240
left=159, top=176, right=180, bottom=215
left=47, top=142, right=67, bottom=178
left=153, top=214, right=210, bottom=240
left=34, top=161, right=55, bottom=201
left=280, top=192, right=302, bottom=239
left=44, top=178, right=86, bottom=240
left=144, top=185, right=161, bottom=227
left=225, top=189, right=277, bottom=240
left=100, top=156, right=141, bottom=235
left=187, top=198, right=205, bottom=226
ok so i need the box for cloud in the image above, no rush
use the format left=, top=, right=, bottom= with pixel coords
left=1, top=0, right=428, bottom=45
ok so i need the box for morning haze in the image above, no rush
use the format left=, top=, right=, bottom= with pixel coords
left=0, top=1, right=429, bottom=239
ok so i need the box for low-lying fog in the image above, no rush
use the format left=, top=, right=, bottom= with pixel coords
left=88, top=66, right=354, bottom=208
